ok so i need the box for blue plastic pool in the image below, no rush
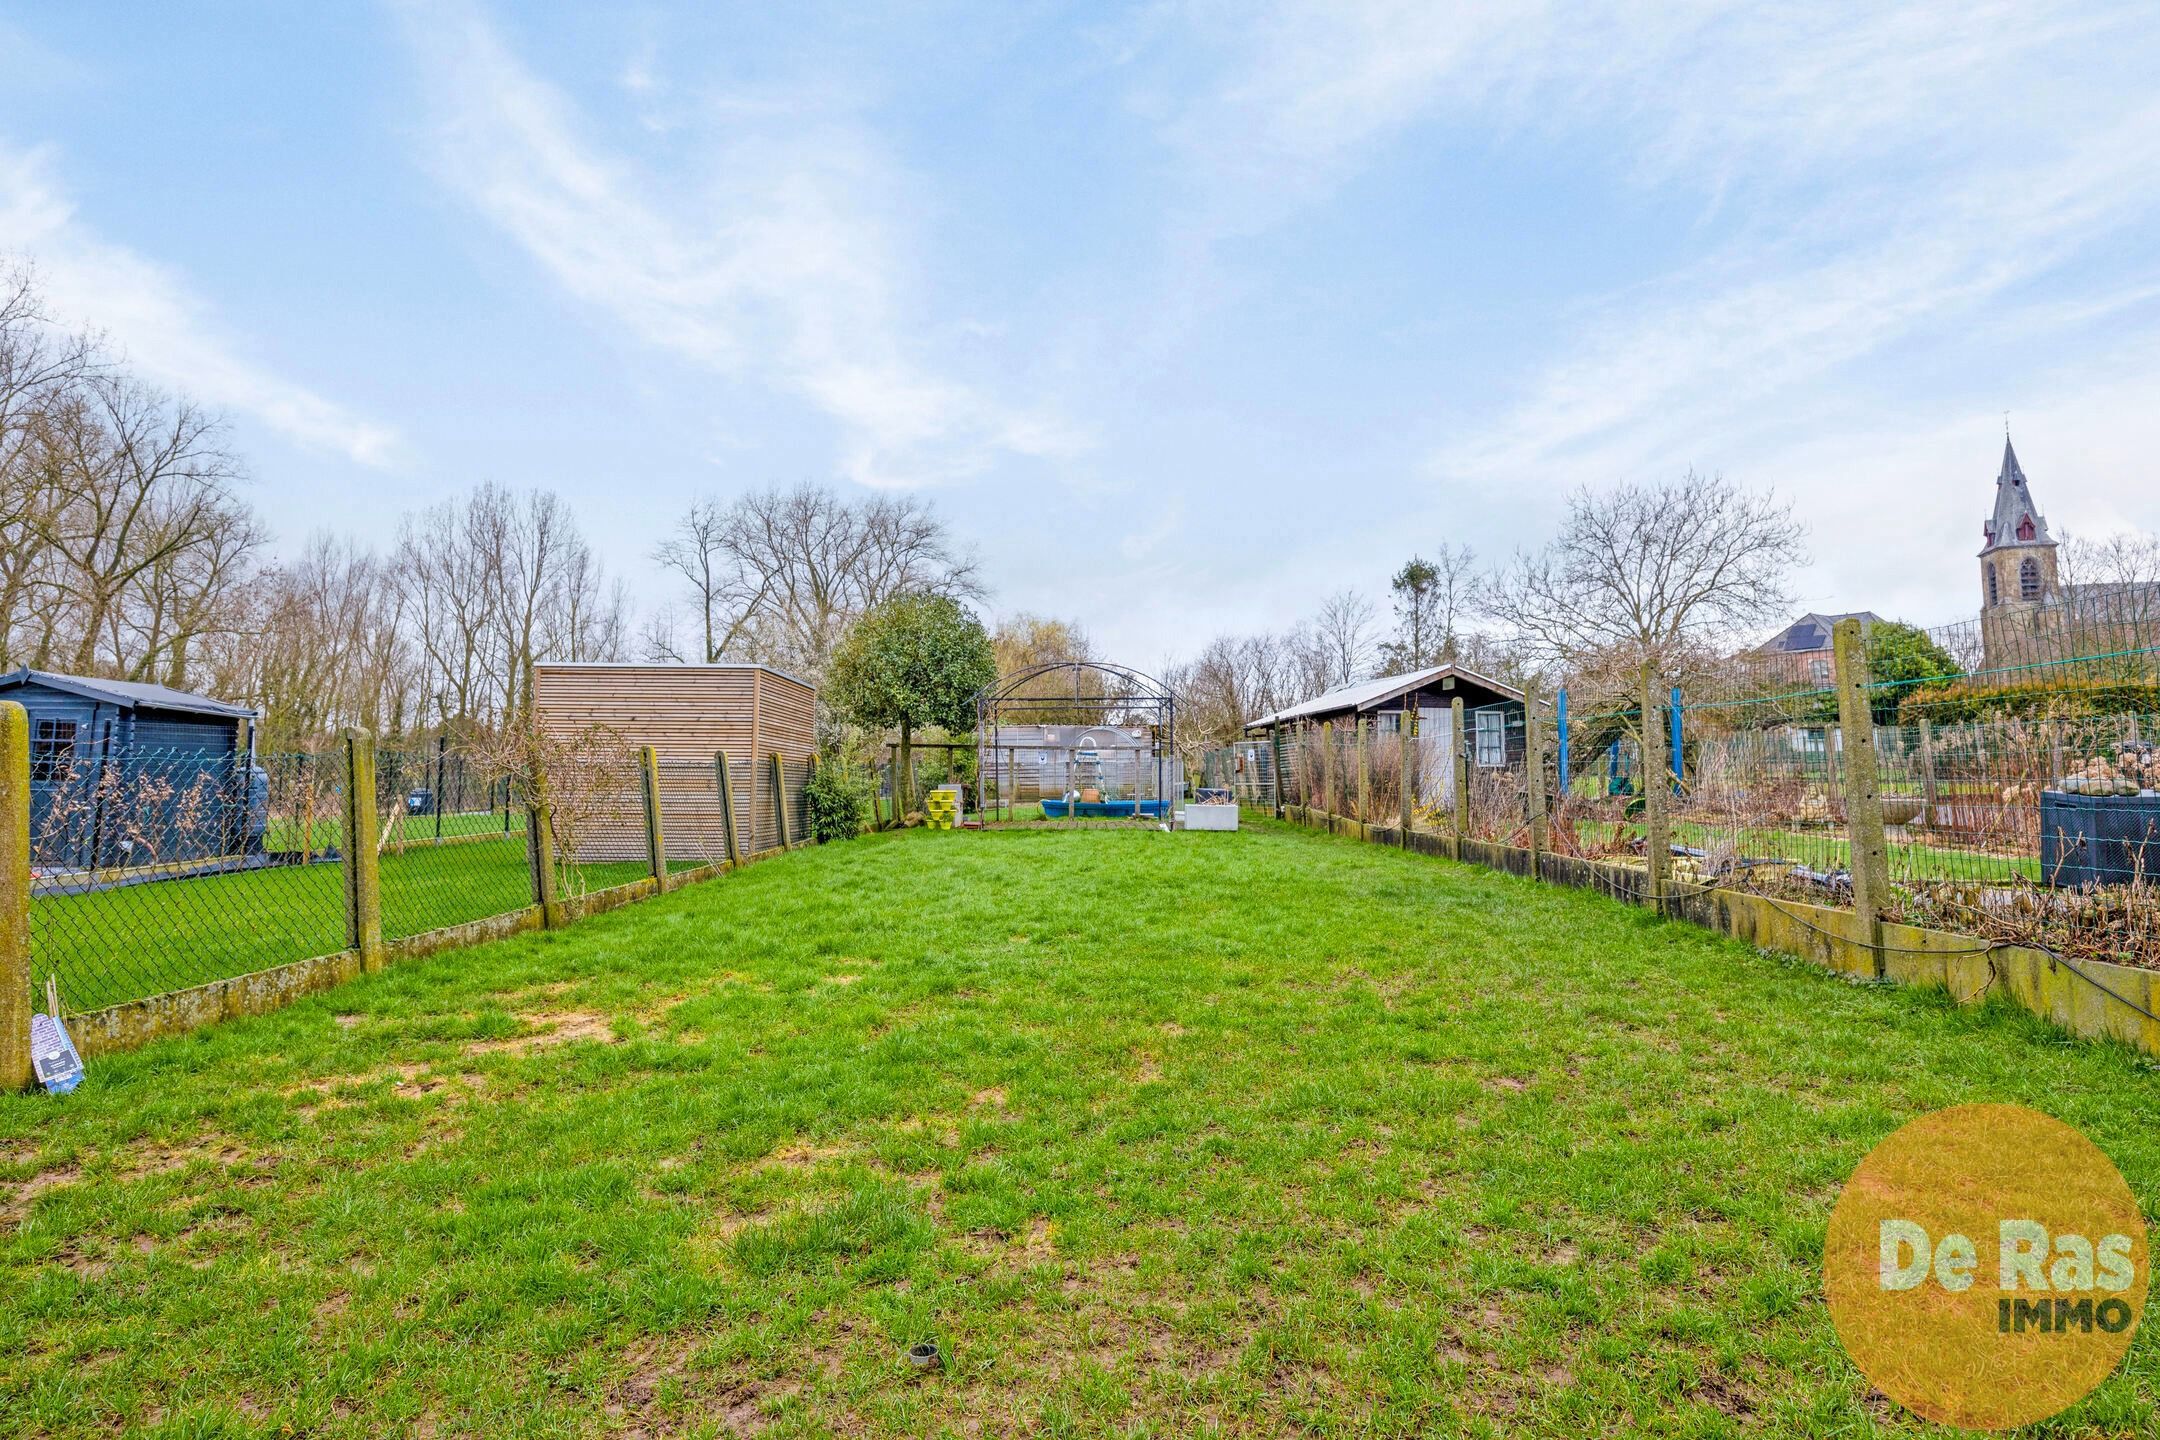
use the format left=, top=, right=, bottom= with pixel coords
left=1039, top=798, right=1170, bottom=819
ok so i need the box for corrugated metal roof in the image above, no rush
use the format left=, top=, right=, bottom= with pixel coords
left=0, top=667, right=257, bottom=719
left=1246, top=665, right=1524, bottom=730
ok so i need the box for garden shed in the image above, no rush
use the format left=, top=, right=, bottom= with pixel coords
left=1246, top=664, right=1525, bottom=805
left=530, top=662, right=817, bottom=861
left=0, top=666, right=260, bottom=870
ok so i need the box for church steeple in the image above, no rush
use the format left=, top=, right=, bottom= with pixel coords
left=1980, top=432, right=2054, bottom=556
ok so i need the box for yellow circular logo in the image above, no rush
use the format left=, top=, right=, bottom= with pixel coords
left=1824, top=1104, right=2148, bottom=1429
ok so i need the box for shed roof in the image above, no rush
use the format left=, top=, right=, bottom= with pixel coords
left=0, top=666, right=257, bottom=720
left=1246, top=664, right=1524, bottom=731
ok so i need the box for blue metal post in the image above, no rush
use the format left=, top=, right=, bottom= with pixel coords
left=1556, top=688, right=1570, bottom=794
left=1669, top=685, right=1684, bottom=795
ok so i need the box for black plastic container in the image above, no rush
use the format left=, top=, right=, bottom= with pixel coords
left=2038, top=790, right=2160, bottom=885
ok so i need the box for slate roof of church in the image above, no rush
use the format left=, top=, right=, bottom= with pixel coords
left=1981, top=435, right=2054, bottom=554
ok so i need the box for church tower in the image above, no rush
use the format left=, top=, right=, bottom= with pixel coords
left=1979, top=434, right=2057, bottom=613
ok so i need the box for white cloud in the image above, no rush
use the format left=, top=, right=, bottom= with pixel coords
left=396, top=1, right=1085, bottom=489
left=0, top=142, right=399, bottom=467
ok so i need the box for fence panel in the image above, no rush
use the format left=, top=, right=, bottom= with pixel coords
left=374, top=741, right=533, bottom=941
left=29, top=745, right=348, bottom=1013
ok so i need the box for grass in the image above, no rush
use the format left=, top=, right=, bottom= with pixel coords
left=4, top=821, right=2158, bottom=1436
left=31, top=837, right=658, bottom=1014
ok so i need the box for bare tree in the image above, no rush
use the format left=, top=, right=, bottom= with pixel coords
left=654, top=484, right=981, bottom=681
left=1311, top=589, right=1377, bottom=686
left=1380, top=544, right=1478, bottom=672
left=1489, top=474, right=1806, bottom=867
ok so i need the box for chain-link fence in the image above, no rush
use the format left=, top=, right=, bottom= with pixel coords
left=24, top=734, right=818, bottom=1020
left=29, top=744, right=349, bottom=1014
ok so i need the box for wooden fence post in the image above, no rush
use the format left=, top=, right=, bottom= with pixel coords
left=1833, top=618, right=1890, bottom=975
left=1640, top=667, right=1670, bottom=910
left=1450, top=695, right=1468, bottom=859
left=639, top=745, right=667, bottom=891
left=1526, top=685, right=1548, bottom=877
left=770, top=753, right=792, bottom=849
left=526, top=794, right=561, bottom=927
left=714, top=750, right=742, bottom=866
left=341, top=728, right=384, bottom=972
left=0, top=703, right=30, bottom=1091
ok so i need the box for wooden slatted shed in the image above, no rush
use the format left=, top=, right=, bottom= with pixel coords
left=531, top=663, right=818, bottom=862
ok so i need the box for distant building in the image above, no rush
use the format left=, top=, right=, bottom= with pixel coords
left=1246, top=664, right=1527, bottom=803
left=1752, top=612, right=1883, bottom=687
left=1975, top=436, right=2160, bottom=669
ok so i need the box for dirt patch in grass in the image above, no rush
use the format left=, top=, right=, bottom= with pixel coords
left=469, top=1011, right=618, bottom=1054
left=2, top=1164, right=82, bottom=1221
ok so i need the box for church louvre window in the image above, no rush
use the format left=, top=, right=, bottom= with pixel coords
left=2019, top=558, right=2042, bottom=600
left=1987, top=563, right=2000, bottom=605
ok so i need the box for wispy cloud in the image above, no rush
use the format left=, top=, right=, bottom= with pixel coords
left=0, top=141, right=398, bottom=466
left=395, top=1, right=1085, bottom=490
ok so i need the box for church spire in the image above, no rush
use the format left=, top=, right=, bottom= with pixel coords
left=1981, top=431, right=2053, bottom=555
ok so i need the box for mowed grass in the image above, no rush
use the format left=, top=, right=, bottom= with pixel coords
left=4, top=822, right=2158, bottom=1438
left=31, top=838, right=657, bottom=1013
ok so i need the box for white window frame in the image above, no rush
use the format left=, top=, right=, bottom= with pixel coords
left=1474, top=709, right=1506, bottom=768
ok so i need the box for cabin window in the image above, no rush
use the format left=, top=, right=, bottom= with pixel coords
left=31, top=719, right=78, bottom=782
left=1809, top=657, right=1830, bottom=685
left=1374, top=712, right=1400, bottom=734
left=1474, top=710, right=1506, bottom=768
left=2019, top=557, right=2042, bottom=600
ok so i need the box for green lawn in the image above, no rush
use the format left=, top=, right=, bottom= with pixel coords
left=4, top=821, right=2157, bottom=1436
left=31, top=838, right=657, bottom=1014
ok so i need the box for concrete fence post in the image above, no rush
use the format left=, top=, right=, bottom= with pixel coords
left=340, top=728, right=384, bottom=973
left=1833, top=617, right=1890, bottom=975
left=1918, top=717, right=1940, bottom=829
left=1399, top=713, right=1414, bottom=843
left=1270, top=723, right=1285, bottom=819
left=1, top=703, right=31, bottom=1091
left=1356, top=717, right=1369, bottom=824
left=1450, top=695, right=1468, bottom=859
left=770, top=753, right=792, bottom=849
left=638, top=744, right=667, bottom=891
left=714, top=750, right=742, bottom=866
left=1525, top=684, right=1548, bottom=877
left=1639, top=667, right=1670, bottom=911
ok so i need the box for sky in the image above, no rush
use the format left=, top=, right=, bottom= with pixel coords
left=5, top=1, right=2160, bottom=673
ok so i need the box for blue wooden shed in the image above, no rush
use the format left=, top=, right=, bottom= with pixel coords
left=0, top=667, right=261, bottom=871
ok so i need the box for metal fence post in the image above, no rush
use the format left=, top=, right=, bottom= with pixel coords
left=770, top=753, right=792, bottom=849
left=714, top=751, right=743, bottom=866
left=1526, top=684, right=1548, bottom=876
left=527, top=794, right=561, bottom=926
left=639, top=745, right=667, bottom=891
left=1450, top=695, right=1468, bottom=858
left=1557, top=687, right=1570, bottom=795
left=1, top=703, right=31, bottom=1091
left=1833, top=617, right=1890, bottom=975
left=340, top=728, right=384, bottom=973
left=1669, top=685, right=1685, bottom=795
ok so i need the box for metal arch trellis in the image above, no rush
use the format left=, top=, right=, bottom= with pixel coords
left=972, top=661, right=1178, bottom=825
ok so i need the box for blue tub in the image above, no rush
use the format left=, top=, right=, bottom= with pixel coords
left=1039, top=798, right=1170, bottom=819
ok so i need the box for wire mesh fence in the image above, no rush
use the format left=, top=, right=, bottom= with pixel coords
left=22, top=729, right=820, bottom=1019
left=29, top=745, right=349, bottom=1013
left=374, top=741, right=532, bottom=942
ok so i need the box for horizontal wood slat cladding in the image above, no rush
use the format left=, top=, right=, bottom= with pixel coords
left=532, top=664, right=817, bottom=863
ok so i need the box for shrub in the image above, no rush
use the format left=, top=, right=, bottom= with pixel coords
left=805, top=756, right=876, bottom=842
left=1899, top=675, right=2160, bottom=725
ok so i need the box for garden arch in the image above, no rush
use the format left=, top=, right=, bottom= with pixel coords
left=973, top=662, right=1178, bottom=824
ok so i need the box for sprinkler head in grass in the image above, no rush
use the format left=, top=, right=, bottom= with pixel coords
left=906, top=1340, right=942, bottom=1371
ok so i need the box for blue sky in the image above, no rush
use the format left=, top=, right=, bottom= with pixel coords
left=6, top=1, right=2160, bottom=668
